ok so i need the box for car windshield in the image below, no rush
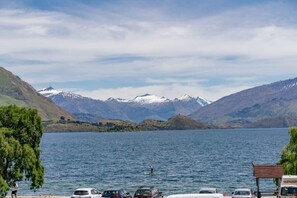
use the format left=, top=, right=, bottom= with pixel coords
left=74, top=191, right=89, bottom=195
left=200, top=190, right=215, bottom=193
left=234, top=191, right=250, bottom=195
left=103, top=191, right=118, bottom=196
left=135, top=189, right=152, bottom=196
left=281, top=187, right=297, bottom=195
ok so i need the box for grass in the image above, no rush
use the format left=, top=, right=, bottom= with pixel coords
left=0, top=94, right=26, bottom=106
left=0, top=71, right=16, bottom=90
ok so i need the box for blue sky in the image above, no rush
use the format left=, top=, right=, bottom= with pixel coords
left=1, top=0, right=297, bottom=101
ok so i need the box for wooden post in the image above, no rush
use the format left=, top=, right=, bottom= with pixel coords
left=256, top=178, right=261, bottom=198
left=277, top=177, right=281, bottom=194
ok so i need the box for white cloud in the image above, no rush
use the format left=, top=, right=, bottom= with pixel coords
left=2, top=4, right=297, bottom=61
left=1, top=1, right=297, bottom=101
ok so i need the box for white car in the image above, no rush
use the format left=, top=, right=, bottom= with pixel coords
left=232, top=188, right=255, bottom=198
left=167, top=193, right=224, bottom=198
left=71, top=188, right=101, bottom=198
left=199, top=188, right=218, bottom=194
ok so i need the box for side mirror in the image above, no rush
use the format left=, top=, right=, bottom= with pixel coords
left=232, top=192, right=234, bottom=195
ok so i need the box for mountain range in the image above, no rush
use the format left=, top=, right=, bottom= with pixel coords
left=38, top=87, right=211, bottom=122
left=190, top=77, right=297, bottom=128
left=2, top=66, right=297, bottom=128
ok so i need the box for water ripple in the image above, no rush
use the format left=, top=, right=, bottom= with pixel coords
left=19, top=128, right=289, bottom=196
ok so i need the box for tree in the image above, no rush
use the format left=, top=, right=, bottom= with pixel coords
left=278, top=127, right=297, bottom=174
left=0, top=105, right=44, bottom=198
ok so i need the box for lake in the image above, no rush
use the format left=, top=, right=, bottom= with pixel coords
left=19, top=128, right=289, bottom=196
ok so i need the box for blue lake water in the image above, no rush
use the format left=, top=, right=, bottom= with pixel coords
left=19, top=128, right=289, bottom=196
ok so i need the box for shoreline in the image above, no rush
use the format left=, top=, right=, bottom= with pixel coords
left=6, top=196, right=277, bottom=198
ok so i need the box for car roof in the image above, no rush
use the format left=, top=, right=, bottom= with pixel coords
left=168, top=193, right=224, bottom=198
left=200, top=188, right=217, bottom=191
left=104, top=189, right=123, bottom=191
left=137, top=186, right=155, bottom=189
left=75, top=188, right=95, bottom=191
left=234, top=188, right=252, bottom=191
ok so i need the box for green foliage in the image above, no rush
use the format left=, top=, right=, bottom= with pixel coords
left=278, top=127, right=297, bottom=174
left=0, top=105, right=44, bottom=198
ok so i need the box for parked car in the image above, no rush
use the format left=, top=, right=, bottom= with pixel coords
left=278, top=175, right=297, bottom=198
left=71, top=188, right=101, bottom=198
left=134, top=186, right=162, bottom=198
left=101, top=189, right=132, bottom=198
left=167, top=193, right=224, bottom=198
left=199, top=188, right=218, bottom=194
left=232, top=188, right=255, bottom=198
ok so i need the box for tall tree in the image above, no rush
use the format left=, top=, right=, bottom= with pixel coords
left=0, top=105, right=44, bottom=198
left=278, top=127, right=297, bottom=174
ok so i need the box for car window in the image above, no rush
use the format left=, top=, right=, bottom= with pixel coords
left=120, top=190, right=125, bottom=196
left=135, top=189, right=152, bottom=196
left=103, top=191, right=117, bottom=196
left=281, top=187, right=297, bottom=195
left=200, top=190, right=215, bottom=194
left=74, top=191, right=89, bottom=195
left=91, top=189, right=99, bottom=195
left=234, top=191, right=250, bottom=195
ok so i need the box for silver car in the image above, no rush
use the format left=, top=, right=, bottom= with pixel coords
left=71, top=188, right=101, bottom=198
left=232, top=188, right=255, bottom=198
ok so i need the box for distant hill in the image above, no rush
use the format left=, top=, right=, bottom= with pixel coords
left=0, top=67, right=75, bottom=121
left=39, top=87, right=211, bottom=122
left=138, top=114, right=212, bottom=131
left=190, top=77, right=297, bottom=128
left=44, top=114, right=212, bottom=132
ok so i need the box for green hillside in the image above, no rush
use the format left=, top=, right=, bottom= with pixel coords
left=44, top=114, right=213, bottom=132
left=0, top=95, right=26, bottom=106
left=0, top=67, right=75, bottom=121
left=190, top=77, right=297, bottom=128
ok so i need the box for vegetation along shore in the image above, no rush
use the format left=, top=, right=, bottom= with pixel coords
left=43, top=114, right=214, bottom=132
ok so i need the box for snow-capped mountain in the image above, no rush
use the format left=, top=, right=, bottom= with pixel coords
left=38, top=86, right=83, bottom=99
left=105, top=94, right=211, bottom=106
left=176, top=94, right=193, bottom=101
left=129, top=94, right=170, bottom=104
left=196, top=97, right=212, bottom=107
left=38, top=87, right=211, bottom=122
left=175, top=94, right=211, bottom=107
left=38, top=86, right=62, bottom=97
left=106, top=97, right=129, bottom=103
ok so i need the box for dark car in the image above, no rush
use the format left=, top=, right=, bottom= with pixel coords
left=101, top=189, right=132, bottom=198
left=134, top=186, right=162, bottom=198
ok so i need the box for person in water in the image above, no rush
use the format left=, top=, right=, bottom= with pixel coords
left=149, top=165, right=154, bottom=174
